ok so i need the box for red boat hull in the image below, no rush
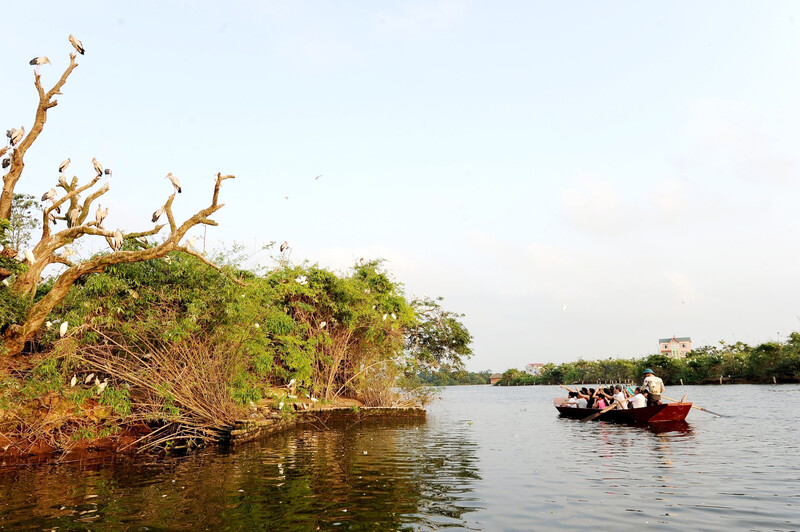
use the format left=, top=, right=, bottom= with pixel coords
left=555, top=402, right=691, bottom=423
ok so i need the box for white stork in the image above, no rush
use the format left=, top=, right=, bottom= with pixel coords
left=68, top=207, right=81, bottom=227
left=68, top=34, right=84, bottom=55
left=8, top=127, right=24, bottom=146
left=165, top=172, right=181, bottom=193
left=59, top=158, right=71, bottom=173
left=29, top=57, right=50, bottom=72
left=41, top=188, right=57, bottom=202
left=95, top=204, right=108, bottom=226
left=92, top=157, right=103, bottom=177
left=151, top=205, right=165, bottom=223
left=113, top=229, right=124, bottom=251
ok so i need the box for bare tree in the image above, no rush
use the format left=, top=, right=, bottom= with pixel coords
left=1, top=39, right=241, bottom=360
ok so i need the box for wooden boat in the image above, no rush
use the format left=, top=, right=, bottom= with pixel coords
left=554, top=399, right=691, bottom=423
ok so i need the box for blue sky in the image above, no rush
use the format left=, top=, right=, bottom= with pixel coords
left=3, top=1, right=800, bottom=372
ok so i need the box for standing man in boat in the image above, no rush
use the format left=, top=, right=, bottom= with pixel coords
left=641, top=368, right=665, bottom=406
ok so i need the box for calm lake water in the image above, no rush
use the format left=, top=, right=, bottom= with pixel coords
left=1, top=384, right=799, bottom=530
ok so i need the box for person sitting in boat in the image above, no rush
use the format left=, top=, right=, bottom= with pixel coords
left=594, top=392, right=608, bottom=409
left=628, top=387, right=647, bottom=408
left=585, top=388, right=597, bottom=408
left=641, top=368, right=665, bottom=406
left=612, top=384, right=628, bottom=409
left=566, top=391, right=579, bottom=407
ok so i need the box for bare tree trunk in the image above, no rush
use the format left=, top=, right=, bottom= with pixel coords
left=2, top=174, right=240, bottom=359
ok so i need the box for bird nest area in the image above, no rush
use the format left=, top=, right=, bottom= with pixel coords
left=0, top=332, right=251, bottom=461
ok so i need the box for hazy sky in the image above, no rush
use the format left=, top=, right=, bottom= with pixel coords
left=3, top=1, right=800, bottom=372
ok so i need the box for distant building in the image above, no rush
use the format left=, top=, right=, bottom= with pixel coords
left=659, top=336, right=692, bottom=358
left=524, top=363, right=544, bottom=376
left=489, top=373, right=503, bottom=385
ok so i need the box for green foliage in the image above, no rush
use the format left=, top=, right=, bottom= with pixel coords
left=496, top=335, right=800, bottom=385
left=5, top=193, right=41, bottom=251
left=416, top=367, right=491, bottom=386
left=99, top=386, right=132, bottom=417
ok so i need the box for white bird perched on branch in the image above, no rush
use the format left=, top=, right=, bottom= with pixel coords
left=24, top=249, right=35, bottom=265
left=92, top=157, right=103, bottom=177
left=59, top=158, right=70, bottom=174
left=41, top=188, right=57, bottom=202
left=68, top=34, right=84, bottom=55
left=7, top=127, right=24, bottom=146
left=95, top=204, right=108, bottom=226
left=29, top=56, right=50, bottom=70
left=280, top=241, right=288, bottom=252
left=58, top=175, right=68, bottom=187
left=113, top=229, right=124, bottom=251
left=59, top=321, right=69, bottom=338
left=165, top=172, right=181, bottom=193
left=47, top=211, right=56, bottom=226
left=68, top=207, right=80, bottom=227
left=151, top=204, right=165, bottom=223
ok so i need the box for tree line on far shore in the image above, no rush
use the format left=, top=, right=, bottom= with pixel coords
left=494, top=335, right=800, bottom=386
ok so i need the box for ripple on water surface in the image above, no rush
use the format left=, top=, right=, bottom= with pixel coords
left=1, top=384, right=799, bottom=530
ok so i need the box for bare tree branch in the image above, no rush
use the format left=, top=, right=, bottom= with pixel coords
left=0, top=53, right=79, bottom=221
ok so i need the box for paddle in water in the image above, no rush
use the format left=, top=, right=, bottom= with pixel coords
left=662, top=394, right=725, bottom=417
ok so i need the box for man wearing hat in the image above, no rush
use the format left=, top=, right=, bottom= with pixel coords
left=641, top=368, right=665, bottom=407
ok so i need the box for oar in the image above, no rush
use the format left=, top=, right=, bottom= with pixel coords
left=662, top=394, right=725, bottom=417
left=581, top=400, right=621, bottom=422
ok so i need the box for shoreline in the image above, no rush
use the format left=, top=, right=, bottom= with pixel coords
left=0, top=403, right=426, bottom=467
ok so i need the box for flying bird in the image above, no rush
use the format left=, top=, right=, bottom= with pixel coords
left=95, top=204, right=108, bottom=226
left=280, top=241, right=288, bottom=252
left=41, top=188, right=57, bottom=202
left=165, top=172, right=181, bottom=193
left=59, top=321, right=69, bottom=338
left=68, top=34, right=84, bottom=55
left=315, top=175, right=322, bottom=180
left=113, top=229, right=124, bottom=251
left=151, top=205, right=165, bottom=223
left=68, top=207, right=80, bottom=226
left=29, top=56, right=51, bottom=67
left=59, top=158, right=70, bottom=173
left=92, top=157, right=103, bottom=177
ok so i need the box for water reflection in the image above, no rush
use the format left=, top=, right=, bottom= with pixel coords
left=2, top=385, right=800, bottom=530
left=0, top=416, right=483, bottom=530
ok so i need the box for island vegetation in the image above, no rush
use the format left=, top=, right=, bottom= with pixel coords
left=415, top=367, right=492, bottom=386
left=0, top=39, right=473, bottom=458
left=495, top=337, right=800, bottom=386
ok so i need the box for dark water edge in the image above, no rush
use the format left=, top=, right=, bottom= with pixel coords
left=1, top=385, right=799, bottom=531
